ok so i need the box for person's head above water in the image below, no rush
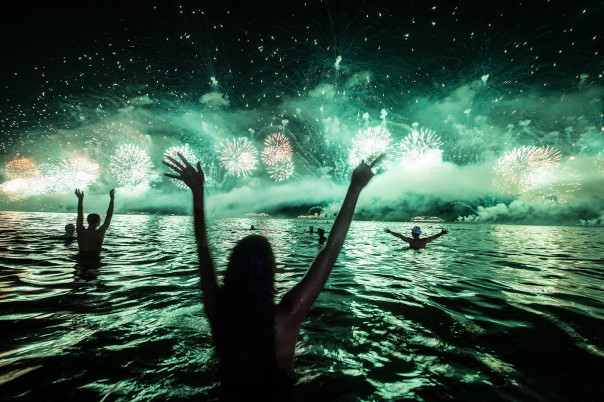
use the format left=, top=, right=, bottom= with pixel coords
left=412, top=226, right=422, bottom=237
left=317, top=228, right=325, bottom=237
left=225, top=234, right=276, bottom=281
left=64, top=223, right=75, bottom=236
left=87, top=213, right=101, bottom=229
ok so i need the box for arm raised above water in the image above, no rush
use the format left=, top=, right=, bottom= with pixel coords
left=75, top=189, right=85, bottom=231
left=98, top=189, right=115, bottom=234
left=164, top=154, right=218, bottom=327
left=425, top=229, right=448, bottom=244
left=385, top=228, right=412, bottom=243
left=279, top=156, right=381, bottom=328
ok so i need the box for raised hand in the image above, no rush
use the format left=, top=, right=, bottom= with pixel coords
left=109, top=189, right=115, bottom=200
left=384, top=227, right=391, bottom=234
left=350, top=154, right=384, bottom=190
left=441, top=229, right=449, bottom=235
left=162, top=153, right=205, bottom=192
left=75, top=189, right=84, bottom=200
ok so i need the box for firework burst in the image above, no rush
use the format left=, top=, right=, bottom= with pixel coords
left=1, top=156, right=99, bottom=198
left=4, top=157, right=40, bottom=180
left=0, top=178, right=33, bottom=199
left=396, top=128, right=444, bottom=167
left=1, top=157, right=42, bottom=198
left=525, top=165, right=580, bottom=205
left=58, top=156, right=100, bottom=190
left=218, top=138, right=258, bottom=177
left=493, top=146, right=578, bottom=204
left=267, top=159, right=295, bottom=182
left=493, top=146, right=562, bottom=194
left=110, top=144, right=153, bottom=188
left=262, top=133, right=293, bottom=165
left=262, top=133, right=294, bottom=181
left=349, top=126, right=392, bottom=167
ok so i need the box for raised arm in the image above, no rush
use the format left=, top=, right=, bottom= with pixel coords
left=385, top=228, right=412, bottom=243
left=75, top=189, right=84, bottom=231
left=98, top=189, right=115, bottom=234
left=279, top=157, right=381, bottom=327
left=425, top=229, right=448, bottom=244
left=163, top=154, right=219, bottom=327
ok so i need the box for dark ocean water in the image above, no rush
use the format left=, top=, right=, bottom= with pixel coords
left=1, top=211, right=603, bottom=400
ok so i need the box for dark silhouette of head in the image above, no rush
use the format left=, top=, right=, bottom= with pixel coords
left=215, top=235, right=280, bottom=392
left=87, top=214, right=101, bottom=228
left=412, top=226, right=421, bottom=239
left=64, top=223, right=75, bottom=236
left=317, top=228, right=325, bottom=238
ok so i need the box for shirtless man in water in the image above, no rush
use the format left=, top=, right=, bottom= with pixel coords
left=75, top=189, right=115, bottom=253
left=385, top=226, right=448, bottom=250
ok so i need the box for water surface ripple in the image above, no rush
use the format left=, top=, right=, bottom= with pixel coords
left=1, top=212, right=603, bottom=400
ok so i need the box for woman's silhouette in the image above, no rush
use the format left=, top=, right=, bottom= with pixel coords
left=163, top=153, right=381, bottom=395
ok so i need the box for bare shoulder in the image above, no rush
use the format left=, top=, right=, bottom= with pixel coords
left=275, top=292, right=304, bottom=334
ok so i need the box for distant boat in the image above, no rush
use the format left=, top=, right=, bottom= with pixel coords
left=411, top=216, right=445, bottom=223
left=297, top=215, right=322, bottom=219
left=245, top=212, right=270, bottom=217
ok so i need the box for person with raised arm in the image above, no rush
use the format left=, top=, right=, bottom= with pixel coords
left=74, top=188, right=115, bottom=254
left=163, top=153, right=380, bottom=396
left=384, top=225, right=448, bottom=250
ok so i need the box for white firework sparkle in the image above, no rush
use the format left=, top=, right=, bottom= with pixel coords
left=349, top=126, right=392, bottom=167
left=525, top=165, right=580, bottom=205
left=110, top=144, right=153, bottom=188
left=493, top=146, right=562, bottom=194
left=396, top=128, right=443, bottom=166
left=267, top=159, right=295, bottom=182
left=4, top=157, right=40, bottom=180
left=219, top=138, right=258, bottom=177
left=58, top=156, right=100, bottom=190
left=262, top=133, right=294, bottom=181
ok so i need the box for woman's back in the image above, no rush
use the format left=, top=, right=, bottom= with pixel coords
left=214, top=236, right=282, bottom=389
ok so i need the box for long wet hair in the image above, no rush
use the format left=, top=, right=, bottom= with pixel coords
left=214, top=235, right=282, bottom=393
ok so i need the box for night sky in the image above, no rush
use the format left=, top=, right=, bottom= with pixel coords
left=0, top=0, right=602, bottom=223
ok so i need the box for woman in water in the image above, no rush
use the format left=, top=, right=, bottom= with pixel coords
left=164, top=154, right=380, bottom=396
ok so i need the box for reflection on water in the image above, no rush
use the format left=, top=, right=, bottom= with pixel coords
left=0, top=212, right=603, bottom=400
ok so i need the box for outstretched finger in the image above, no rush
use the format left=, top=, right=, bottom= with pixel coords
left=164, top=173, right=183, bottom=180
left=177, top=153, right=194, bottom=169
left=162, top=159, right=182, bottom=171
left=369, top=154, right=385, bottom=168
left=164, top=156, right=185, bottom=170
left=196, top=161, right=203, bottom=174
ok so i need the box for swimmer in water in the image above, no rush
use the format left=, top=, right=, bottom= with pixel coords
left=63, top=223, right=75, bottom=238
left=163, top=153, right=382, bottom=395
left=317, top=228, right=326, bottom=245
left=384, top=226, right=448, bottom=250
left=74, top=188, right=115, bottom=253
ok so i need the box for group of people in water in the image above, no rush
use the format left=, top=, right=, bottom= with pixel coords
left=67, top=154, right=448, bottom=397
